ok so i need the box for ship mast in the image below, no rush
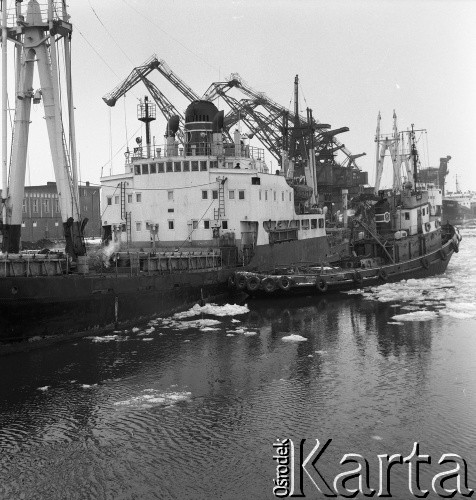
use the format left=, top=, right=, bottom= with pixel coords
left=410, top=124, right=419, bottom=189
left=0, top=0, right=86, bottom=258
left=1, top=0, right=7, bottom=227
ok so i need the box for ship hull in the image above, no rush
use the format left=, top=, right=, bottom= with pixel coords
left=442, top=199, right=475, bottom=226
left=0, top=269, right=232, bottom=345
left=232, top=235, right=459, bottom=297
left=246, top=234, right=348, bottom=269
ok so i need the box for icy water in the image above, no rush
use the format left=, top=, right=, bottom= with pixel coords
left=1, top=233, right=476, bottom=499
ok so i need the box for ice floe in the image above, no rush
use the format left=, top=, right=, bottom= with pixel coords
left=173, top=303, right=249, bottom=319
left=87, top=334, right=123, bottom=343
left=282, top=334, right=308, bottom=342
left=391, top=310, right=438, bottom=322
left=114, top=389, right=192, bottom=408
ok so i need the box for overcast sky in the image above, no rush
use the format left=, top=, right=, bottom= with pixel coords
left=3, top=0, right=476, bottom=191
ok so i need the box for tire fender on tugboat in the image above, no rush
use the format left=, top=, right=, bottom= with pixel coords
left=316, top=278, right=328, bottom=293
left=425, top=222, right=431, bottom=232
left=439, top=249, right=448, bottom=261
left=261, top=277, right=277, bottom=293
left=278, top=275, right=293, bottom=292
left=420, top=257, right=430, bottom=270
left=353, top=270, right=363, bottom=284
left=451, top=240, right=459, bottom=253
left=228, top=274, right=236, bottom=288
left=378, top=268, right=389, bottom=281
left=246, top=275, right=261, bottom=292
left=236, top=274, right=247, bottom=290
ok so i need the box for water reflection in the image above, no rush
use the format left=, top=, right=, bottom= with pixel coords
left=1, top=242, right=475, bottom=499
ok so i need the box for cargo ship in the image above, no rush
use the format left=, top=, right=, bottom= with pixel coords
left=230, top=120, right=462, bottom=296
left=0, top=1, right=365, bottom=344
left=442, top=177, right=476, bottom=226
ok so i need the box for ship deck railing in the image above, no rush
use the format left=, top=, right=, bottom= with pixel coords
left=127, top=141, right=265, bottom=162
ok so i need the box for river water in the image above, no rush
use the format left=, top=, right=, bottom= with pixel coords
left=1, top=232, right=475, bottom=499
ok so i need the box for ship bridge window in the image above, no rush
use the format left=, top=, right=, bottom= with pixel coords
left=212, top=190, right=218, bottom=200
left=239, top=190, right=245, bottom=200
left=229, top=190, right=235, bottom=200
left=158, top=162, right=164, bottom=173
left=265, top=191, right=268, bottom=201
left=150, top=163, right=157, bottom=174
left=166, top=162, right=173, bottom=172
left=55, top=200, right=59, bottom=212
left=174, top=161, right=181, bottom=172
left=192, top=220, right=198, bottom=229
left=259, top=190, right=262, bottom=201
left=282, top=192, right=284, bottom=201
left=210, top=161, right=218, bottom=169
left=204, top=220, right=210, bottom=229
left=192, top=161, right=199, bottom=171
left=319, top=218, right=324, bottom=228
left=183, top=161, right=190, bottom=171
left=134, top=165, right=141, bottom=175
left=222, top=220, right=228, bottom=229
left=251, top=177, right=260, bottom=185
left=142, top=164, right=149, bottom=174
left=302, top=219, right=310, bottom=230
left=127, top=194, right=132, bottom=203
left=107, top=197, right=112, bottom=206
left=202, top=190, right=208, bottom=200
left=311, top=219, right=317, bottom=229
left=405, top=212, right=410, bottom=220
left=200, top=161, right=207, bottom=171
left=168, top=220, right=174, bottom=230
left=226, top=162, right=234, bottom=169
left=136, top=193, right=142, bottom=203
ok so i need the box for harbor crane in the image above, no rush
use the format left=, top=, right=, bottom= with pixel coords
left=103, top=56, right=367, bottom=208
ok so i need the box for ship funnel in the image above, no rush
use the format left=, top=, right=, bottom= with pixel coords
left=166, top=115, right=180, bottom=137
left=212, top=110, right=224, bottom=133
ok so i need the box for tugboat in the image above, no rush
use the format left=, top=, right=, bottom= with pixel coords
left=231, top=118, right=462, bottom=296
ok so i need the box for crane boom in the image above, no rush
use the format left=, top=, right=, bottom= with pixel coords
left=103, top=54, right=199, bottom=107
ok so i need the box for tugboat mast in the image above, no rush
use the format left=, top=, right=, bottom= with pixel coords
left=410, top=124, right=419, bottom=189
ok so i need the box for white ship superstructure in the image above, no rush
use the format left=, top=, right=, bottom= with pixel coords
left=101, top=99, right=329, bottom=266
